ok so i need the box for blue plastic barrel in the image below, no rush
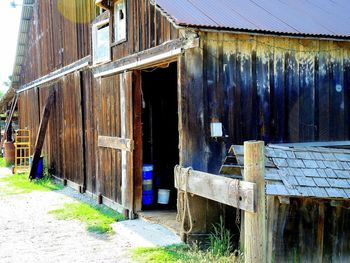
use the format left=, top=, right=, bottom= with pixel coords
left=142, top=164, right=153, bottom=205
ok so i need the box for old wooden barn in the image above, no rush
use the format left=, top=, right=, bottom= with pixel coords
left=3, top=0, right=350, bottom=261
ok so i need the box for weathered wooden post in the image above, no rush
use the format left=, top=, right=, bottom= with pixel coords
left=244, top=141, right=266, bottom=263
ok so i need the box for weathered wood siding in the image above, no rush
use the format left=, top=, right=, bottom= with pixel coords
left=180, top=32, right=350, bottom=174
left=20, top=0, right=97, bottom=85
left=18, top=88, right=40, bottom=153
left=81, top=71, right=98, bottom=194
left=19, top=72, right=86, bottom=186
left=268, top=197, right=350, bottom=262
left=110, top=0, right=178, bottom=60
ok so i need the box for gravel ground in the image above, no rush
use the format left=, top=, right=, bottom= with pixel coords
left=0, top=168, right=181, bottom=263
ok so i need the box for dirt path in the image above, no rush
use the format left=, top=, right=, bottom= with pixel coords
left=0, top=168, right=181, bottom=263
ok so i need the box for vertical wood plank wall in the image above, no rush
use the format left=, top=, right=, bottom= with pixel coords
left=180, top=32, right=350, bottom=175
left=267, top=197, right=350, bottom=262
left=21, top=0, right=97, bottom=85
left=19, top=72, right=85, bottom=186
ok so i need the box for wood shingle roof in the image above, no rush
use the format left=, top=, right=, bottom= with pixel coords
left=222, top=144, right=350, bottom=199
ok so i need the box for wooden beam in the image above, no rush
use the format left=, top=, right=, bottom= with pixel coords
left=133, top=70, right=143, bottom=213
left=92, top=37, right=199, bottom=78
left=120, top=72, right=134, bottom=216
left=17, top=56, right=90, bottom=93
left=174, top=166, right=256, bottom=212
left=244, top=141, right=266, bottom=263
left=29, top=89, right=55, bottom=180
left=98, top=136, right=134, bottom=152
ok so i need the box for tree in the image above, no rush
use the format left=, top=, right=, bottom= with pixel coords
left=2, top=76, right=12, bottom=88
left=0, top=75, right=12, bottom=99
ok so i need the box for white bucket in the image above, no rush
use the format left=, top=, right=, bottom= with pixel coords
left=157, top=189, right=171, bottom=204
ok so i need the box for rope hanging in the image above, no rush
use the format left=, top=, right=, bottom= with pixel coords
left=175, top=165, right=193, bottom=235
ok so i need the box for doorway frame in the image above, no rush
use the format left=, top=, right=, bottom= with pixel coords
left=132, top=60, right=180, bottom=213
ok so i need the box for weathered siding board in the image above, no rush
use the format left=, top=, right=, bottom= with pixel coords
left=18, top=88, right=40, bottom=154
left=271, top=38, right=286, bottom=142
left=81, top=71, right=98, bottom=193
left=222, top=34, right=236, bottom=143
left=330, top=48, right=345, bottom=140
left=268, top=197, right=350, bottom=262
left=60, top=72, right=85, bottom=185
left=256, top=36, right=272, bottom=142
left=318, top=41, right=331, bottom=141
left=344, top=45, right=350, bottom=141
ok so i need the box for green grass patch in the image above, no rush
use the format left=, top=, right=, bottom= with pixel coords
left=0, top=172, right=64, bottom=195
left=131, top=244, right=239, bottom=263
left=0, top=157, right=7, bottom=167
left=49, top=202, right=125, bottom=234
left=0, top=157, right=12, bottom=168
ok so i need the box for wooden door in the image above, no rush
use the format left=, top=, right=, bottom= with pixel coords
left=97, top=72, right=134, bottom=215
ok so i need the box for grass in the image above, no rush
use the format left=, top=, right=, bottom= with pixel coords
left=132, top=216, right=241, bottom=263
left=131, top=244, right=239, bottom=263
left=0, top=157, right=13, bottom=168
left=209, top=217, right=233, bottom=257
left=0, top=157, right=7, bottom=167
left=49, top=202, right=125, bottom=234
left=0, top=172, right=63, bottom=195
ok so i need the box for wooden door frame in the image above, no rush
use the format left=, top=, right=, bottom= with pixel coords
left=132, top=60, right=180, bottom=213
left=133, top=70, right=143, bottom=213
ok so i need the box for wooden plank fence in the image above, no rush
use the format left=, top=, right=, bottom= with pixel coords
left=175, top=141, right=266, bottom=263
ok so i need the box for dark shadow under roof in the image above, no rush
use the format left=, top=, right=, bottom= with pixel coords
left=154, top=0, right=350, bottom=39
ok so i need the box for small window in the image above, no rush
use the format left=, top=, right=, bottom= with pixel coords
left=114, top=0, right=126, bottom=43
left=92, top=19, right=111, bottom=64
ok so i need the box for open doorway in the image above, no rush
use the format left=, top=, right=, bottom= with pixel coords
left=140, top=62, right=179, bottom=211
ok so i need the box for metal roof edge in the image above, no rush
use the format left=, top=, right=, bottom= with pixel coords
left=184, top=25, right=350, bottom=42
left=150, top=0, right=183, bottom=30
left=9, top=0, right=34, bottom=93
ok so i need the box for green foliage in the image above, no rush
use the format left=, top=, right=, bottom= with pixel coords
left=132, top=244, right=239, bottom=263
left=0, top=157, right=7, bottom=168
left=0, top=157, right=13, bottom=168
left=209, top=217, right=233, bottom=257
left=0, top=172, right=63, bottom=195
left=49, top=202, right=125, bottom=234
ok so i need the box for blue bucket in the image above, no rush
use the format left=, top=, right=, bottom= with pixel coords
left=142, top=164, right=153, bottom=205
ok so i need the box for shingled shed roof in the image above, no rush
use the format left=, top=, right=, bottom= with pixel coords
left=153, top=0, right=350, bottom=39
left=226, top=145, right=350, bottom=199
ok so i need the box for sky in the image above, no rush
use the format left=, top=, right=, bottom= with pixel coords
left=0, top=0, right=22, bottom=93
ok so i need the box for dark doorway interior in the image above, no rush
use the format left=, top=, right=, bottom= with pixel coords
left=141, top=62, right=179, bottom=210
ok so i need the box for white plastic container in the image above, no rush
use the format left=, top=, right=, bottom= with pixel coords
left=157, top=189, right=171, bottom=204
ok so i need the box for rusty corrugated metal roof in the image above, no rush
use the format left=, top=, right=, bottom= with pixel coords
left=154, top=0, right=350, bottom=38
